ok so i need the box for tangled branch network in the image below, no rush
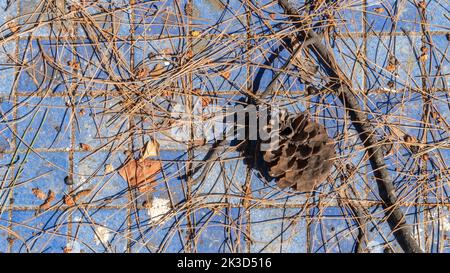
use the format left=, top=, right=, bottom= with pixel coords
left=0, top=0, right=448, bottom=253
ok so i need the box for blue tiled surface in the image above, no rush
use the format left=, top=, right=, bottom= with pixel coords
left=0, top=0, right=448, bottom=253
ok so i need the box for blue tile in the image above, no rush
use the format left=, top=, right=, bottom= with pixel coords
left=11, top=210, right=68, bottom=253
left=70, top=209, right=128, bottom=253
left=12, top=152, right=68, bottom=206
left=16, top=97, right=71, bottom=149
left=250, top=208, right=307, bottom=252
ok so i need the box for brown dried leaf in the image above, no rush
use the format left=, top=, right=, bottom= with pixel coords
left=72, top=189, right=92, bottom=203
left=79, top=143, right=91, bottom=151
left=64, top=195, right=75, bottom=206
left=39, top=190, right=55, bottom=211
left=64, top=189, right=92, bottom=207
left=373, top=7, right=384, bottom=13
left=119, top=158, right=162, bottom=193
left=386, top=63, right=396, bottom=72
left=68, top=60, right=80, bottom=70
left=32, top=188, right=47, bottom=200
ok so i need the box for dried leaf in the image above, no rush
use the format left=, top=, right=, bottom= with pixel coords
left=142, top=138, right=160, bottom=159
left=64, top=189, right=92, bottom=207
left=39, top=190, right=55, bottom=211
left=79, top=143, right=91, bottom=151
left=32, top=188, right=47, bottom=200
left=64, top=195, right=75, bottom=206
left=119, top=158, right=162, bottom=193
left=373, top=7, right=384, bottom=13
left=386, top=63, right=396, bottom=72
left=269, top=13, right=276, bottom=19
left=68, top=60, right=80, bottom=70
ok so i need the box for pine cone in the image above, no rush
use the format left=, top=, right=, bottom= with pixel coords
left=243, top=112, right=335, bottom=192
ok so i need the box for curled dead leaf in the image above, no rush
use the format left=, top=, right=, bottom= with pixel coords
left=32, top=188, right=47, bottom=200
left=386, top=63, right=396, bottom=72
left=68, top=60, right=80, bottom=70
left=64, top=195, right=75, bottom=207
left=79, top=143, right=91, bottom=151
left=119, top=158, right=162, bottom=193
left=64, top=189, right=92, bottom=206
left=39, top=190, right=55, bottom=211
left=373, top=7, right=384, bottom=13
left=142, top=138, right=160, bottom=159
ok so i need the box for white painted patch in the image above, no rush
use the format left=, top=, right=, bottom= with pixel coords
left=148, top=198, right=171, bottom=223
left=94, top=226, right=112, bottom=246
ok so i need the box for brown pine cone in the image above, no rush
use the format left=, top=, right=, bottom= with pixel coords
left=244, top=112, right=335, bottom=192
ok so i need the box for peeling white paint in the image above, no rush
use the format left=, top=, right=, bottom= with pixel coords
left=148, top=198, right=171, bottom=223
left=94, top=226, right=112, bottom=246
